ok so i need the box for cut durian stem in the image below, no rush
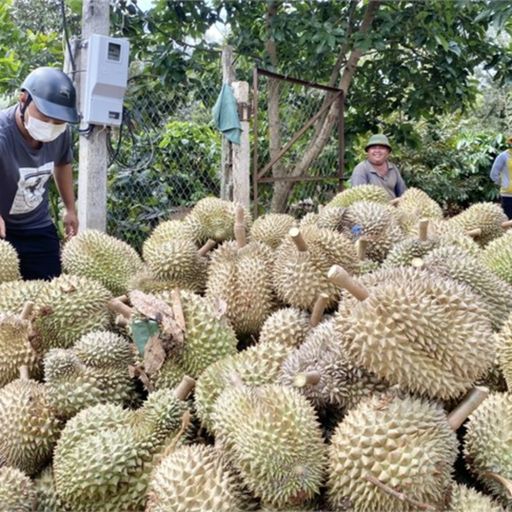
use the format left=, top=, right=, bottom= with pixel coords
left=160, top=410, right=193, bottom=459
left=293, top=370, right=321, bottom=388
left=289, top=227, right=308, bottom=252
left=363, top=474, right=436, bottom=511
left=418, top=219, right=429, bottom=242
left=411, top=257, right=425, bottom=268
left=170, top=289, right=186, bottom=331
left=310, top=293, right=329, bottom=327
left=117, top=294, right=130, bottom=304
left=482, top=471, right=512, bottom=498
left=234, top=205, right=247, bottom=248
left=465, top=227, right=482, bottom=238
left=107, top=298, right=135, bottom=319
left=447, top=386, right=489, bottom=431
left=19, top=365, right=29, bottom=380
left=328, top=265, right=369, bottom=301
left=198, top=239, right=217, bottom=256
left=129, top=363, right=154, bottom=391
left=20, top=301, right=34, bottom=321
left=389, top=197, right=401, bottom=206
left=356, top=238, right=368, bottom=261
left=173, top=375, right=196, bottom=401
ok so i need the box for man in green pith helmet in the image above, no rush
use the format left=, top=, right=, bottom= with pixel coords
left=350, top=134, right=407, bottom=198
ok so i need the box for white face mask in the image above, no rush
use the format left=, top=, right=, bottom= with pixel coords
left=24, top=110, right=67, bottom=142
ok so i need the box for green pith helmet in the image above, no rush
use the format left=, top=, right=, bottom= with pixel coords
left=365, top=134, right=392, bottom=152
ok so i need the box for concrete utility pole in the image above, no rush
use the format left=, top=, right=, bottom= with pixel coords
left=77, top=0, right=110, bottom=232
left=232, top=81, right=250, bottom=210
left=220, top=46, right=235, bottom=201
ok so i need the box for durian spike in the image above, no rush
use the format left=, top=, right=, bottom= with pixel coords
left=293, top=371, right=321, bottom=388
left=289, top=227, right=308, bottom=252
left=234, top=204, right=247, bottom=248
left=171, top=289, right=186, bottom=331
left=418, top=219, right=429, bottom=242
left=363, top=475, right=436, bottom=511
left=328, top=265, right=369, bottom=301
left=447, top=386, right=489, bottom=431
left=173, top=375, right=196, bottom=401
left=502, top=220, right=512, bottom=229
left=310, top=293, right=329, bottom=327
left=465, top=228, right=482, bottom=238
left=482, top=472, right=512, bottom=498
left=198, top=239, right=217, bottom=256
left=389, top=197, right=401, bottom=206
left=107, top=298, right=134, bottom=319
left=20, top=301, right=34, bottom=321
left=356, top=237, right=368, bottom=261
left=19, top=365, right=29, bottom=380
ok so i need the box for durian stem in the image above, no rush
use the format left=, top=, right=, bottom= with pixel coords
left=293, top=371, right=321, bottom=388
left=364, top=475, right=436, bottom=511
left=161, top=410, right=192, bottom=460
left=198, top=239, right=217, bottom=256
left=289, top=227, right=308, bottom=252
left=482, top=472, right=512, bottom=498
left=447, top=386, right=489, bottom=431
left=115, top=315, right=129, bottom=328
left=418, top=219, right=429, bottom=241
left=356, top=238, right=368, bottom=261
left=107, top=299, right=134, bottom=319
left=19, top=365, right=29, bottom=380
left=171, top=289, right=186, bottom=331
left=116, top=294, right=129, bottom=304
left=502, top=220, right=512, bottom=229
left=234, top=204, right=247, bottom=248
left=411, top=257, right=425, bottom=269
left=327, top=265, right=369, bottom=301
left=20, top=301, right=34, bottom=321
left=173, top=375, right=196, bottom=401
left=310, top=293, right=329, bottom=327
left=465, top=228, right=482, bottom=238
left=389, top=197, right=401, bottom=206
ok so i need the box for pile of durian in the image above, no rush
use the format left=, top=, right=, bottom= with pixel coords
left=2, top=190, right=512, bottom=512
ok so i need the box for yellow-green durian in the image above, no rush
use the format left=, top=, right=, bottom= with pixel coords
left=34, top=466, right=70, bottom=512
left=481, top=231, right=512, bottom=285
left=62, top=230, right=143, bottom=296
left=142, top=219, right=198, bottom=259
left=250, top=213, right=297, bottom=249
left=259, top=307, right=311, bottom=347
left=497, top=313, right=512, bottom=388
left=394, top=187, right=443, bottom=233
left=328, top=394, right=458, bottom=511
left=326, top=184, right=390, bottom=208
left=212, top=384, right=327, bottom=509
left=146, top=444, right=248, bottom=512
left=447, top=483, right=505, bottom=512
left=382, top=237, right=438, bottom=268
left=0, top=239, right=21, bottom=284
left=316, top=206, right=347, bottom=231
left=0, top=466, right=36, bottom=512
left=299, top=212, right=319, bottom=227
left=0, top=280, right=47, bottom=314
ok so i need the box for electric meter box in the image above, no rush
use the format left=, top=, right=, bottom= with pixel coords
left=83, top=35, right=130, bottom=126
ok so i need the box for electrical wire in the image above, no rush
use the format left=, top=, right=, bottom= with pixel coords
left=59, top=0, right=76, bottom=75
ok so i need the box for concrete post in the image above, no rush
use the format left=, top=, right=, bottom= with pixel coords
left=232, top=81, right=250, bottom=209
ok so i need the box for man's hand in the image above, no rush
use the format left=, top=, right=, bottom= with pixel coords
left=0, top=215, right=5, bottom=238
left=63, top=209, right=78, bottom=239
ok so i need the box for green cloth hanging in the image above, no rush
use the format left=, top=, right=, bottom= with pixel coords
left=212, top=83, right=241, bottom=145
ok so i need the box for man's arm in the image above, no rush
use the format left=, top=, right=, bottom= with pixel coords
left=490, top=152, right=507, bottom=184
left=395, top=170, right=407, bottom=197
left=54, top=163, right=78, bottom=238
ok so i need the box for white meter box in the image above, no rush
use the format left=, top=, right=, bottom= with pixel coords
left=83, top=35, right=130, bottom=127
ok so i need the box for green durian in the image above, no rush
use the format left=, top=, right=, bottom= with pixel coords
left=326, top=185, right=390, bottom=208
left=259, top=307, right=311, bottom=347
left=481, top=231, right=512, bottom=285
left=0, top=239, right=21, bottom=284
left=447, top=483, right=505, bottom=512
left=250, top=213, right=297, bottom=249
left=0, top=466, right=36, bottom=512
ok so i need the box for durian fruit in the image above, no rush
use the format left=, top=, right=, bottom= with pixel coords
left=497, top=313, right=512, bottom=388
left=316, top=206, right=347, bottom=231
left=447, top=483, right=505, bottom=512
left=0, top=279, right=47, bottom=314
left=212, top=383, right=327, bottom=509
left=0, top=239, right=21, bottom=283
left=205, top=209, right=275, bottom=335
left=34, top=466, right=70, bottom=512
left=326, top=184, right=390, bottom=208
left=447, top=202, right=508, bottom=246
left=422, top=245, right=512, bottom=330
left=187, top=197, right=252, bottom=243
left=330, top=266, right=494, bottom=399
left=259, top=307, right=311, bottom=347
left=327, top=394, right=458, bottom=511
left=54, top=385, right=190, bottom=512
left=0, top=466, right=36, bottom=512
left=0, top=304, right=40, bottom=387
left=0, top=370, right=62, bottom=476
left=464, top=392, right=512, bottom=507
left=153, top=290, right=238, bottom=378
left=279, top=318, right=387, bottom=411
left=146, top=444, right=248, bottom=512
left=33, top=274, right=113, bottom=351
left=195, top=341, right=291, bottom=433
left=298, top=212, right=319, bottom=227
left=481, top=231, right=512, bottom=285
left=142, top=219, right=199, bottom=259
left=250, top=213, right=297, bottom=249
left=273, top=226, right=358, bottom=310
left=62, top=230, right=143, bottom=296
left=393, top=187, right=443, bottom=233
left=44, top=330, right=136, bottom=419
left=128, top=267, right=183, bottom=294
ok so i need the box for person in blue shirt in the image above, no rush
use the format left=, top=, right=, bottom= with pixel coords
left=490, top=137, right=512, bottom=219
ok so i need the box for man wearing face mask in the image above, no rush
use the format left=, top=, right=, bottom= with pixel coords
left=0, top=66, right=79, bottom=280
